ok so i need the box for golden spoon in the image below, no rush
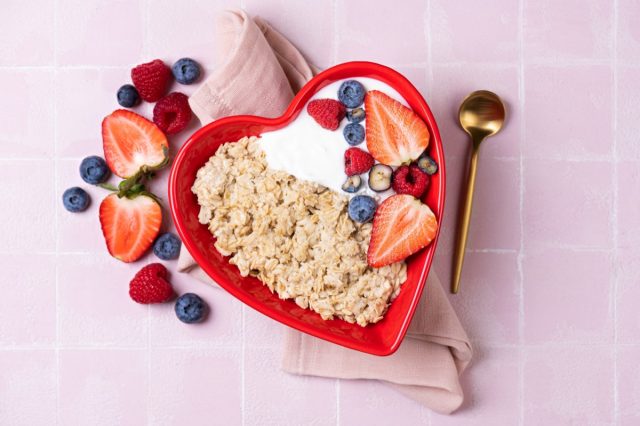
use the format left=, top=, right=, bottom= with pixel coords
left=451, top=90, right=506, bottom=294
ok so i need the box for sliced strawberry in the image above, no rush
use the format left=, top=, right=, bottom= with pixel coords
left=102, top=109, right=169, bottom=178
left=99, top=193, right=162, bottom=263
left=365, top=90, right=430, bottom=166
left=367, top=194, right=438, bottom=268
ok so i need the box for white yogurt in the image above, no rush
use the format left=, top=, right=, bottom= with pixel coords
left=257, top=78, right=410, bottom=202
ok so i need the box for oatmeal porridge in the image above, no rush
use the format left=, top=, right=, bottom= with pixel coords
left=192, top=136, right=407, bottom=326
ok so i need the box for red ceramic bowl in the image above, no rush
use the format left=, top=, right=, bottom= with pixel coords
left=169, top=61, right=445, bottom=356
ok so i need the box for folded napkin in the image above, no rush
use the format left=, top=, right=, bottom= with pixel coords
left=178, top=9, right=473, bottom=414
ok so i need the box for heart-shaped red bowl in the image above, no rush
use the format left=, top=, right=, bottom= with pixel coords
left=169, top=62, right=445, bottom=356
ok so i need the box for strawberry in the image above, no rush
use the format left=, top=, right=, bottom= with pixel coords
left=367, top=194, right=438, bottom=268
left=102, top=109, right=169, bottom=178
left=129, top=263, right=175, bottom=304
left=131, top=59, right=172, bottom=102
left=344, top=147, right=374, bottom=176
left=365, top=90, right=430, bottom=166
left=99, top=192, right=162, bottom=263
left=307, top=99, right=346, bottom=130
left=392, top=164, right=429, bottom=198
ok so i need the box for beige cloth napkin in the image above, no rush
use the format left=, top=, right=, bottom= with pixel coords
left=178, top=10, right=473, bottom=414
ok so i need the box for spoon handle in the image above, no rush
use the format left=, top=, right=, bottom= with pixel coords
left=451, top=146, right=480, bottom=294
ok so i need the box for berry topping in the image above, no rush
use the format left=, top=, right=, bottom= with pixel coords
left=62, top=187, right=90, bottom=212
left=129, top=263, right=175, bottom=304
left=102, top=109, right=169, bottom=178
left=153, top=92, right=192, bottom=135
left=416, top=153, right=439, bottom=175
left=367, top=194, right=438, bottom=267
left=153, top=232, right=182, bottom=260
left=338, top=80, right=366, bottom=108
left=116, top=84, right=140, bottom=108
left=348, top=195, right=377, bottom=223
left=344, top=147, right=374, bottom=176
left=392, top=164, right=429, bottom=198
left=79, top=155, right=110, bottom=184
left=343, top=123, right=365, bottom=146
left=346, top=107, right=366, bottom=123
left=131, top=59, right=172, bottom=102
left=175, top=293, right=207, bottom=323
left=341, top=175, right=362, bottom=193
left=368, top=164, right=393, bottom=192
left=99, top=192, right=162, bottom=263
left=307, top=99, right=346, bottom=130
left=365, top=90, right=430, bottom=166
left=172, top=58, right=201, bottom=85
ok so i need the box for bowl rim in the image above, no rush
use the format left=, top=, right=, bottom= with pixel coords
left=169, top=61, right=445, bottom=356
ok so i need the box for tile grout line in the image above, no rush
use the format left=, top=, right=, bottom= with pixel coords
left=517, top=0, right=526, bottom=425
left=143, top=0, right=151, bottom=424
left=612, top=0, right=619, bottom=424
left=241, top=304, right=246, bottom=426
left=53, top=0, right=61, bottom=424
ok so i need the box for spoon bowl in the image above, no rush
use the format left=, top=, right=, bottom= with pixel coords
left=458, top=90, right=506, bottom=145
left=451, top=90, right=506, bottom=294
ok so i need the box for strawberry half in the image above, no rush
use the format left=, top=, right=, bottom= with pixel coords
left=367, top=194, right=438, bottom=268
left=365, top=90, right=430, bottom=166
left=102, top=109, right=169, bottom=178
left=99, top=193, right=162, bottom=263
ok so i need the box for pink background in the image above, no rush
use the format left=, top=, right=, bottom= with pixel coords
left=1, top=0, right=639, bottom=424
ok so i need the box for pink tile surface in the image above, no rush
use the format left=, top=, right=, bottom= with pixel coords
left=0, top=350, right=57, bottom=426
left=431, top=64, right=520, bottom=158
left=0, top=160, right=55, bottom=251
left=0, top=255, right=56, bottom=346
left=336, top=0, right=428, bottom=65
left=339, top=379, right=425, bottom=425
left=1, top=0, right=54, bottom=66
left=523, top=159, right=613, bottom=249
left=617, top=67, right=640, bottom=160
left=431, top=347, right=520, bottom=425
left=618, top=345, right=640, bottom=426
left=2, top=0, right=633, bottom=424
left=149, top=348, right=242, bottom=425
left=0, top=70, right=54, bottom=158
left=56, top=0, right=144, bottom=66
left=58, top=349, right=148, bottom=425
left=524, top=65, right=613, bottom=160
left=245, top=346, right=337, bottom=425
left=524, top=0, right=613, bottom=62
left=431, top=0, right=519, bottom=64
left=524, top=346, right=614, bottom=425
left=523, top=248, right=613, bottom=344
left=618, top=0, right=640, bottom=64
left=445, top=253, right=520, bottom=344
left=57, top=254, right=148, bottom=347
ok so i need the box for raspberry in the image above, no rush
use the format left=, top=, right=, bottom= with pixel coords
left=344, top=147, right=374, bottom=176
left=153, top=92, right=192, bottom=134
left=131, top=59, right=172, bottom=102
left=391, top=164, right=429, bottom=198
left=129, top=263, right=175, bottom=304
left=307, top=99, right=346, bottom=130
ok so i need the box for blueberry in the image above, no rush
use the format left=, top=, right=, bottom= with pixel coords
left=343, top=123, right=365, bottom=146
left=416, top=153, right=438, bottom=175
left=175, top=293, right=207, bottom=323
left=172, top=58, right=201, bottom=85
left=153, top=233, right=182, bottom=260
left=348, top=195, right=377, bottom=223
left=346, top=108, right=366, bottom=123
left=341, top=175, right=362, bottom=193
left=62, top=187, right=90, bottom=212
left=79, top=155, right=110, bottom=184
left=116, top=84, right=140, bottom=108
left=337, top=80, right=366, bottom=108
